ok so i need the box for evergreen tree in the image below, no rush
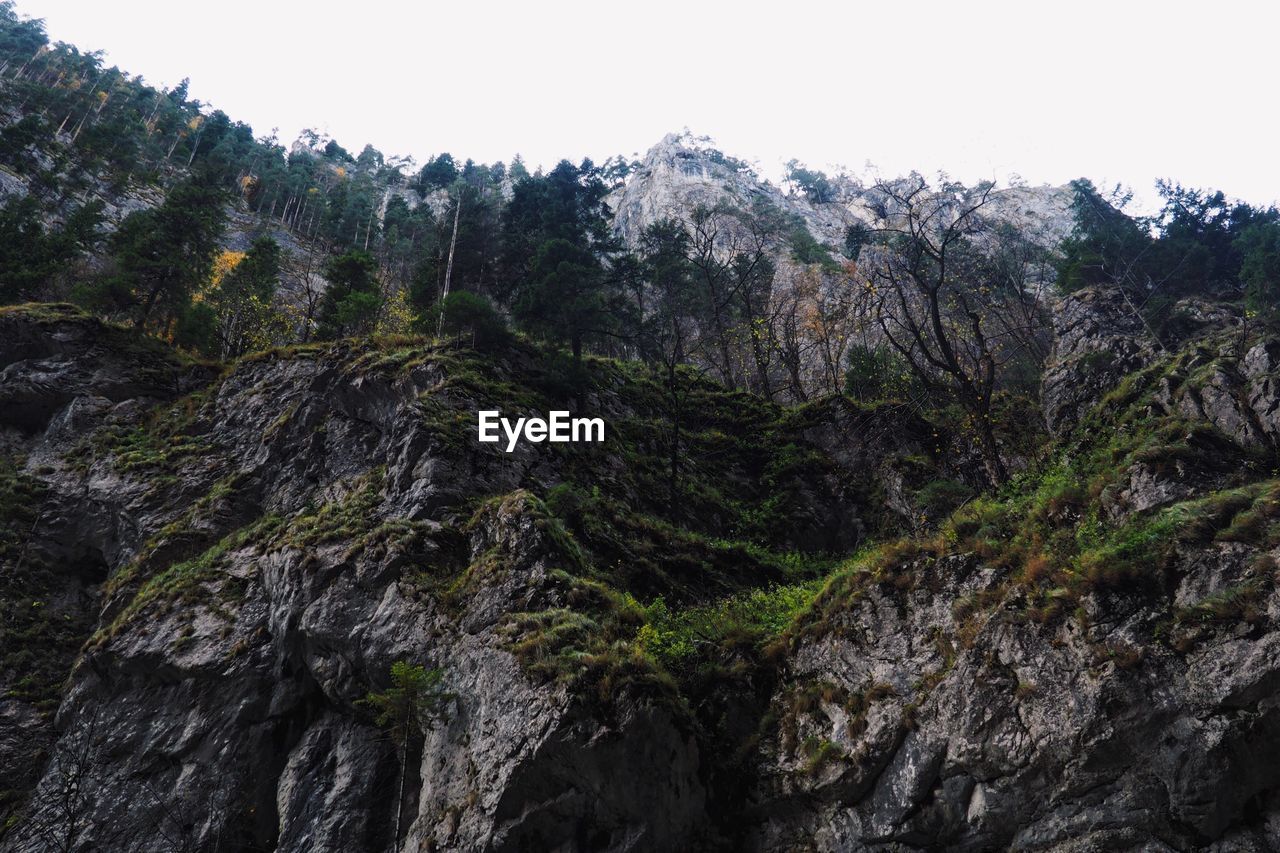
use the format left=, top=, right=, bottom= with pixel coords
left=205, top=236, right=283, bottom=358
left=1054, top=179, right=1153, bottom=295
left=316, top=249, right=381, bottom=339
left=499, top=160, right=621, bottom=367
left=360, top=661, right=449, bottom=853
left=416, top=153, right=458, bottom=191
left=98, top=172, right=226, bottom=330
left=1237, top=221, right=1280, bottom=324
left=0, top=197, right=101, bottom=303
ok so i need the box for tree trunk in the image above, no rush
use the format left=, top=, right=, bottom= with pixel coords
left=393, top=714, right=408, bottom=853
left=436, top=193, right=462, bottom=338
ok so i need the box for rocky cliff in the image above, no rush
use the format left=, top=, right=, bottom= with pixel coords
left=4, top=290, right=1280, bottom=851
left=609, top=132, right=1074, bottom=260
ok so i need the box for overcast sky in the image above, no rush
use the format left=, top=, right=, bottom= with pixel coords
left=14, top=0, right=1279, bottom=211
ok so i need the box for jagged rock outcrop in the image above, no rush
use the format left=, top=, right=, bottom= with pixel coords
left=609, top=132, right=856, bottom=252
left=750, top=539, right=1280, bottom=850
left=1041, top=287, right=1157, bottom=435
left=6, top=296, right=1280, bottom=851
left=0, top=304, right=212, bottom=839
left=610, top=132, right=1074, bottom=259
left=0, top=308, right=883, bottom=851
left=739, top=287, right=1280, bottom=851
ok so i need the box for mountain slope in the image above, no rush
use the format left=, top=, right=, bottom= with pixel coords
left=3, top=287, right=1280, bottom=849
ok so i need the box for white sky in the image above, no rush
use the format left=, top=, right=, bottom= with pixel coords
left=13, top=0, right=1280, bottom=211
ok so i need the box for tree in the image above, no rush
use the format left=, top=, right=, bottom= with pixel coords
left=1237, top=221, right=1280, bottom=325
left=1054, top=179, right=1152, bottom=296
left=282, top=237, right=326, bottom=342
left=8, top=707, right=131, bottom=852
left=1056, top=178, right=1280, bottom=344
left=416, top=153, right=458, bottom=191
left=203, top=236, right=284, bottom=358
left=520, top=237, right=605, bottom=363
left=844, top=344, right=916, bottom=402
left=98, top=172, right=226, bottom=330
left=410, top=183, right=502, bottom=316
left=429, top=290, right=509, bottom=350
left=500, top=160, right=621, bottom=370
left=681, top=201, right=785, bottom=397
left=0, top=197, right=101, bottom=303
left=785, top=159, right=837, bottom=204
left=637, top=219, right=704, bottom=507
left=360, top=661, right=450, bottom=853
left=316, top=250, right=381, bottom=339
left=859, top=175, right=1024, bottom=485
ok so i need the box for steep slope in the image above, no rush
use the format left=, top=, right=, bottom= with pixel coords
left=0, top=306, right=957, bottom=850
left=5, top=289, right=1280, bottom=851
left=610, top=131, right=1075, bottom=259
left=748, top=290, right=1280, bottom=850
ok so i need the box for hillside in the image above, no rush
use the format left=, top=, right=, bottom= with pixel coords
left=5, top=2, right=1280, bottom=850
left=3, top=287, right=1280, bottom=849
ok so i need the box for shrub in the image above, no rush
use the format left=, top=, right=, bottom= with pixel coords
left=428, top=290, right=510, bottom=350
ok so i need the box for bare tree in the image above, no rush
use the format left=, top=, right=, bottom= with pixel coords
left=682, top=201, right=787, bottom=399
left=283, top=238, right=325, bottom=342
left=9, top=707, right=129, bottom=852
left=860, top=175, right=1046, bottom=485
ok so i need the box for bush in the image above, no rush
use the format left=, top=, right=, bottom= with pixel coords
left=915, top=479, right=973, bottom=521
left=844, top=345, right=917, bottom=402
left=427, top=290, right=509, bottom=350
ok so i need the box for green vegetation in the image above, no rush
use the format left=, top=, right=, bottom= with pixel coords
left=85, top=387, right=220, bottom=477
left=4, top=7, right=1280, bottom=842
left=317, top=250, right=382, bottom=339
left=634, top=581, right=822, bottom=672
left=784, top=325, right=1280, bottom=665
left=361, top=661, right=451, bottom=850
left=360, top=660, right=450, bottom=738
left=1055, top=178, right=1280, bottom=334
left=95, top=515, right=282, bottom=645
left=81, top=172, right=228, bottom=334
left=498, top=159, right=623, bottom=368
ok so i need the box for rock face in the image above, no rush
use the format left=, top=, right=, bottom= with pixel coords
left=741, top=291, right=1280, bottom=850
left=1041, top=287, right=1157, bottom=435
left=610, top=131, right=1074, bottom=258
left=0, top=321, right=726, bottom=851
left=750, top=542, right=1280, bottom=851
left=5, top=295, right=1280, bottom=851
left=1, top=307, right=888, bottom=851
left=608, top=132, right=857, bottom=252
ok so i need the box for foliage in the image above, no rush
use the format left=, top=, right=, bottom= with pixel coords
left=360, top=661, right=450, bottom=744
left=499, top=160, right=622, bottom=365
left=87, top=172, right=227, bottom=330
left=0, top=197, right=102, bottom=304
left=1237, top=221, right=1280, bottom=324
left=843, top=344, right=917, bottom=402
left=1054, top=179, right=1153, bottom=295
left=199, top=236, right=285, bottom=358
left=1056, top=178, right=1280, bottom=332
left=317, top=250, right=381, bottom=339
left=635, top=581, right=822, bottom=671
left=428, top=290, right=509, bottom=350
left=785, top=160, right=837, bottom=204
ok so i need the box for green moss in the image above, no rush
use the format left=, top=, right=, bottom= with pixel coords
left=95, top=515, right=282, bottom=644
left=284, top=468, right=387, bottom=551
left=801, top=737, right=845, bottom=776
left=1175, top=582, right=1267, bottom=626
left=782, top=325, right=1280, bottom=657
left=0, top=459, right=90, bottom=713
